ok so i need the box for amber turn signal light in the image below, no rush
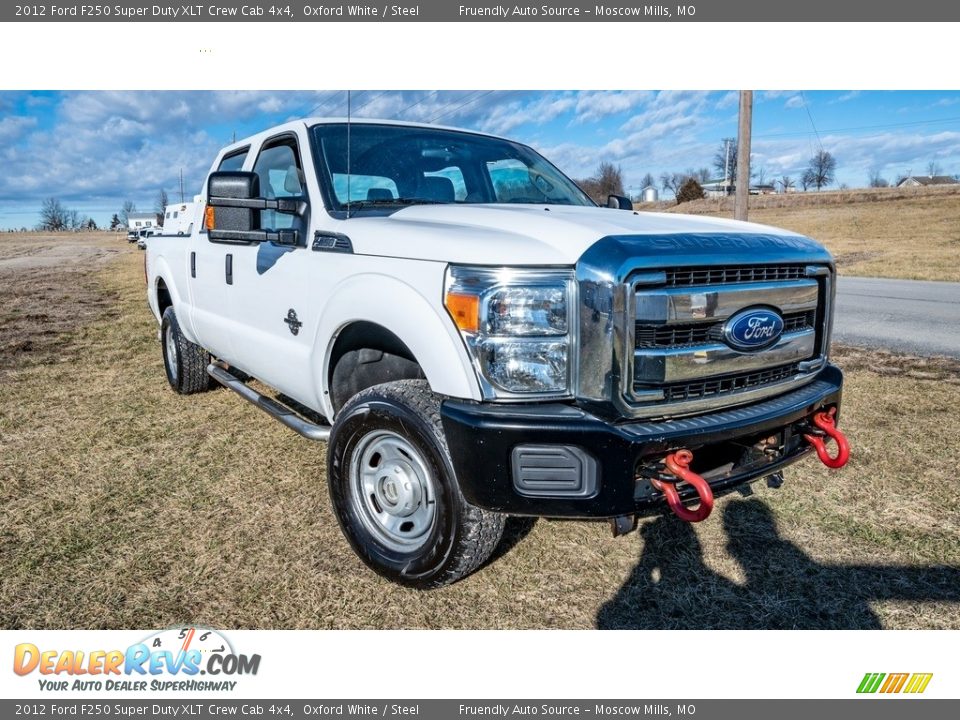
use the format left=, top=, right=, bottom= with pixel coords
left=204, top=205, right=215, bottom=230
left=444, top=292, right=480, bottom=334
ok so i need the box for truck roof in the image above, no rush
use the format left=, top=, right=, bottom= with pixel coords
left=217, top=117, right=511, bottom=157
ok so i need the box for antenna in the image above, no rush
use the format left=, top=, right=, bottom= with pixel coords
left=346, top=90, right=352, bottom=219
left=178, top=168, right=184, bottom=204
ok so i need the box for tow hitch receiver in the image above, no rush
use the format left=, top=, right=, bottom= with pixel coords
left=649, top=449, right=715, bottom=523
left=803, top=407, right=850, bottom=469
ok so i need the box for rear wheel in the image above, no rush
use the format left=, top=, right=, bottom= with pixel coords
left=160, top=306, right=211, bottom=395
left=327, top=380, right=505, bottom=588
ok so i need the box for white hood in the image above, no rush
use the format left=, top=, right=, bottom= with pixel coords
left=338, top=204, right=807, bottom=265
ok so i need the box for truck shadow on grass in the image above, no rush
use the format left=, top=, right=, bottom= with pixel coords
left=596, top=498, right=960, bottom=629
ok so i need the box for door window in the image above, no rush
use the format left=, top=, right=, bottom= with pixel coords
left=252, top=138, right=304, bottom=230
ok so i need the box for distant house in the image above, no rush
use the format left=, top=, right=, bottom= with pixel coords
left=126, top=212, right=156, bottom=230
left=896, top=175, right=958, bottom=188
left=701, top=180, right=733, bottom=198
left=700, top=180, right=779, bottom=198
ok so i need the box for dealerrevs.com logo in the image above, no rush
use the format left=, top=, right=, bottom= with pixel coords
left=13, top=627, right=261, bottom=693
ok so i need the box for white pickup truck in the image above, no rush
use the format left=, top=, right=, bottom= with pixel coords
left=146, top=118, right=849, bottom=587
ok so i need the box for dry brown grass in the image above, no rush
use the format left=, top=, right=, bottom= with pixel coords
left=1, top=234, right=959, bottom=630
left=655, top=185, right=960, bottom=282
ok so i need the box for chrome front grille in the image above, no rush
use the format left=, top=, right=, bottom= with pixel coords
left=664, top=263, right=808, bottom=287
left=624, top=266, right=832, bottom=417
left=651, top=363, right=801, bottom=403
left=635, top=310, right=814, bottom=348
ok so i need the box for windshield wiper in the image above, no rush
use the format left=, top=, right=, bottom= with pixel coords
left=346, top=197, right=445, bottom=210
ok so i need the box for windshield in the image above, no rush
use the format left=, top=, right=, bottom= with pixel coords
left=311, top=123, right=594, bottom=211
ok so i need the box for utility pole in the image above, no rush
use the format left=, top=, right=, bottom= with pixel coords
left=723, top=138, right=731, bottom=198
left=734, top=90, right=753, bottom=221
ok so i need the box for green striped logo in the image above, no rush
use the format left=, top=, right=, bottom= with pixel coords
left=857, top=672, right=933, bottom=694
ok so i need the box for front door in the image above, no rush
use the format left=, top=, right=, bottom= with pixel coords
left=218, top=131, right=323, bottom=409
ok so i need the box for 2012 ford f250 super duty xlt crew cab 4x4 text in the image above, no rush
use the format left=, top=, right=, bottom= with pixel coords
left=145, top=118, right=850, bottom=587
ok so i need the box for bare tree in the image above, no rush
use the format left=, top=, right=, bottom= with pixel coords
left=696, top=167, right=711, bottom=184
left=639, top=172, right=656, bottom=191
left=66, top=209, right=81, bottom=230
left=777, top=175, right=794, bottom=193
left=155, top=188, right=169, bottom=217
left=754, top=167, right=769, bottom=187
left=800, top=169, right=815, bottom=192
left=576, top=161, right=625, bottom=204
left=927, top=160, right=943, bottom=177
left=804, top=150, right=837, bottom=191
left=660, top=171, right=693, bottom=197
left=38, top=198, right=70, bottom=231
left=713, top=138, right=737, bottom=184
left=868, top=169, right=889, bottom=188
left=119, top=200, right=137, bottom=227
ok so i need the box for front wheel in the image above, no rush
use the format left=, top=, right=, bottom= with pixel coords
left=327, top=380, right=505, bottom=588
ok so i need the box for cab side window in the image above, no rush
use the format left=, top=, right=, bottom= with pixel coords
left=252, top=137, right=304, bottom=230
left=218, top=148, right=248, bottom=172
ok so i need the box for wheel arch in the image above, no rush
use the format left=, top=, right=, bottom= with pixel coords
left=314, top=275, right=481, bottom=418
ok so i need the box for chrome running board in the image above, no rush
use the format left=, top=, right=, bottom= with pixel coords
left=207, top=361, right=331, bottom=442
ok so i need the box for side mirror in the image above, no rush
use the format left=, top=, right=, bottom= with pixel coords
left=607, top=194, right=633, bottom=211
left=206, top=171, right=303, bottom=246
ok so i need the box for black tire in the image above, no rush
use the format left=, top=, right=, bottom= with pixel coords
left=327, top=379, right=505, bottom=588
left=160, top=306, right=211, bottom=395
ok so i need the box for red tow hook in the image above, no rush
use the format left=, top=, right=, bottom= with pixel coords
left=650, top=449, right=715, bottom=523
left=803, top=406, right=850, bottom=469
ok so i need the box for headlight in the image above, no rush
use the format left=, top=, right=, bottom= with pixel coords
left=484, top=286, right=567, bottom=336
left=477, top=339, right=569, bottom=393
left=444, top=266, right=574, bottom=398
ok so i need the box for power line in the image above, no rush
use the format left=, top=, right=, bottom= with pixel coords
left=391, top=90, right=441, bottom=120
left=428, top=90, right=495, bottom=124
left=755, top=114, right=960, bottom=140
left=352, top=90, right=391, bottom=115
left=425, top=91, right=485, bottom=123
left=799, top=91, right=823, bottom=152
left=305, top=90, right=345, bottom=117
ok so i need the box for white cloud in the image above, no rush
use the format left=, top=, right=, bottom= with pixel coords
left=573, top=91, right=652, bottom=123
left=784, top=95, right=805, bottom=109
left=480, top=93, right=577, bottom=135
left=715, top=91, right=739, bottom=110
left=932, top=97, right=960, bottom=108
left=833, top=91, right=861, bottom=103
left=0, top=115, right=36, bottom=141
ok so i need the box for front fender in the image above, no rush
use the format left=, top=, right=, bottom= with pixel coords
left=313, top=273, right=481, bottom=419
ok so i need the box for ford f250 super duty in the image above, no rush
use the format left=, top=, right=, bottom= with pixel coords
left=145, top=118, right=849, bottom=587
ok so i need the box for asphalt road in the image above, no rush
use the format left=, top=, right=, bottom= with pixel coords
left=834, top=276, right=960, bottom=358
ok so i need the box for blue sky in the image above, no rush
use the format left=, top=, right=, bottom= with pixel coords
left=2, top=90, right=960, bottom=229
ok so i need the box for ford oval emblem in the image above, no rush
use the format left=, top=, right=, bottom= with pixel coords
left=722, top=307, right=784, bottom=351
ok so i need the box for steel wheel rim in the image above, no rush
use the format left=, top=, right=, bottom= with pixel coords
left=165, top=324, right=178, bottom=383
left=349, top=429, right=437, bottom=553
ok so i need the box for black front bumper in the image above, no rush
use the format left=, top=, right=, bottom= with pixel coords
left=441, top=364, right=843, bottom=519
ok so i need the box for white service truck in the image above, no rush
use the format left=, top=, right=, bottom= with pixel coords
left=146, top=118, right=849, bottom=587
